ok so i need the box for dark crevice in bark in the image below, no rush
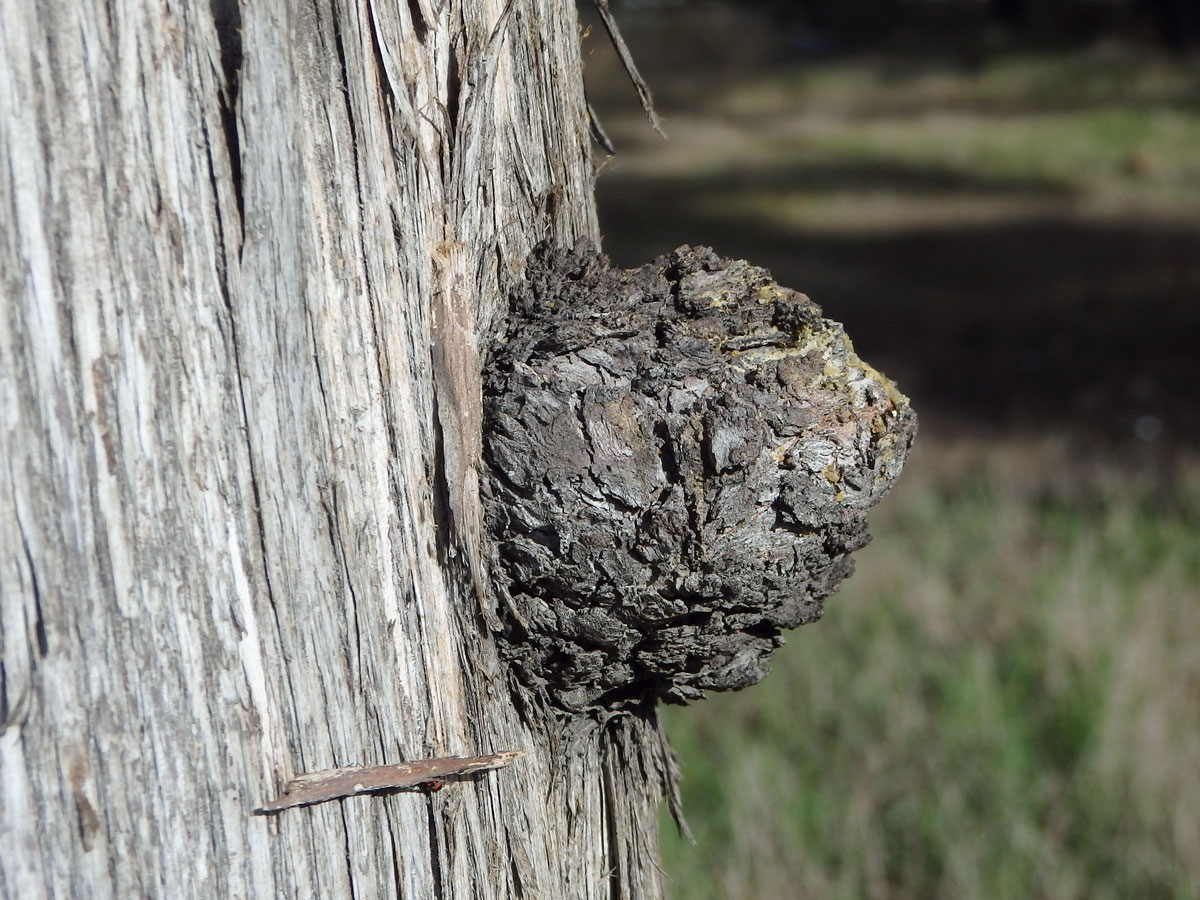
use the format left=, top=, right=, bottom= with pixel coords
left=504, top=828, right=527, bottom=898
left=320, top=483, right=365, bottom=689
left=328, top=0, right=366, bottom=203
left=382, top=801, right=406, bottom=899
left=372, top=724, right=408, bottom=891
left=405, top=0, right=428, bottom=44
left=307, top=305, right=334, bottom=425
left=445, top=45, right=462, bottom=158
left=14, top=508, right=47, bottom=658
left=425, top=798, right=445, bottom=900
left=209, top=0, right=244, bottom=229
left=364, top=0, right=407, bottom=188
left=201, top=117, right=235, bottom=278
left=338, top=805, right=360, bottom=900
left=600, top=732, right=622, bottom=900
left=427, top=391, right=455, bottom=569
left=0, top=661, right=8, bottom=728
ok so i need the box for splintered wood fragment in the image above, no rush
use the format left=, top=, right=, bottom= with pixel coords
left=255, top=750, right=524, bottom=814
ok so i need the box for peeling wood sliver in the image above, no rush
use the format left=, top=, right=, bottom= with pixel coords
left=255, top=750, right=525, bottom=813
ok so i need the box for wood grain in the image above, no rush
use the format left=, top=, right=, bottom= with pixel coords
left=432, top=241, right=489, bottom=609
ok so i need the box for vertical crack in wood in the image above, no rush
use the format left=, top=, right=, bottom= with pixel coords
left=426, top=793, right=446, bottom=900
left=208, top=0, right=244, bottom=225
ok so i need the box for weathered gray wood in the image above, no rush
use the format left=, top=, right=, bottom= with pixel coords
left=1, top=1, right=673, bottom=897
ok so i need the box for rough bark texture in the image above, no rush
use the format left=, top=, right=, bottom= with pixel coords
left=1, top=1, right=677, bottom=898
left=484, top=245, right=916, bottom=712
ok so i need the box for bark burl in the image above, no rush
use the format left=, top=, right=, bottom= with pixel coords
left=483, top=245, right=917, bottom=712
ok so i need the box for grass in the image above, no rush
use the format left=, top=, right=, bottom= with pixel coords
left=604, top=60, right=1200, bottom=227
left=592, top=25, right=1200, bottom=226
left=659, top=439, right=1200, bottom=899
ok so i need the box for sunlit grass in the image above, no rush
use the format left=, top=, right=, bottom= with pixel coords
left=627, top=105, right=1200, bottom=232
left=601, top=44, right=1200, bottom=227
left=661, top=438, right=1200, bottom=899
left=715, top=47, right=1200, bottom=119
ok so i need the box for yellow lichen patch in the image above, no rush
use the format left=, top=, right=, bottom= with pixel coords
left=754, top=284, right=787, bottom=305
left=823, top=464, right=841, bottom=483
left=729, top=346, right=798, bottom=366
left=705, top=291, right=735, bottom=307
left=846, top=350, right=910, bottom=409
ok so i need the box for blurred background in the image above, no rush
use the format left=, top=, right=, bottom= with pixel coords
left=580, top=1, right=1200, bottom=897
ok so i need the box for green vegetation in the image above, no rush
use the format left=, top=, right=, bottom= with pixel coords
left=660, top=442, right=1200, bottom=899
left=599, top=44, right=1200, bottom=229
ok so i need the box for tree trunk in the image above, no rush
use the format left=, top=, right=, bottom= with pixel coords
left=1, top=1, right=673, bottom=896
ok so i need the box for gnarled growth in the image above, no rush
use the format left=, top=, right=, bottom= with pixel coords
left=483, top=245, right=916, bottom=712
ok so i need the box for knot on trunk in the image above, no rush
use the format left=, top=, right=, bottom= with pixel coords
left=482, top=244, right=916, bottom=712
